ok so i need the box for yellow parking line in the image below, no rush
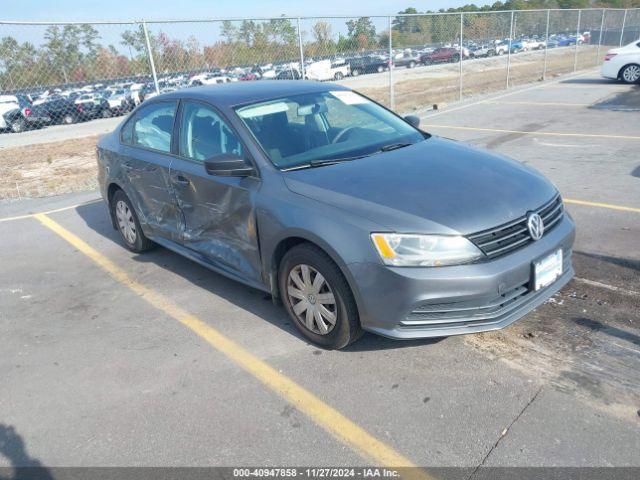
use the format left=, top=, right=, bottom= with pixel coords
left=425, top=124, right=640, bottom=141
left=564, top=198, right=640, bottom=214
left=483, top=100, right=590, bottom=107
left=0, top=199, right=101, bottom=223
left=33, top=212, right=431, bottom=476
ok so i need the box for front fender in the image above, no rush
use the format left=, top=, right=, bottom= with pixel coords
left=256, top=189, right=385, bottom=315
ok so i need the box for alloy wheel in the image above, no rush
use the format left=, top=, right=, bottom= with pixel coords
left=115, top=200, right=137, bottom=245
left=11, top=119, right=24, bottom=133
left=287, top=264, right=337, bottom=335
left=622, top=65, right=640, bottom=83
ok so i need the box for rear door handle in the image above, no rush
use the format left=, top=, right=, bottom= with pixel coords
left=172, top=175, right=191, bottom=187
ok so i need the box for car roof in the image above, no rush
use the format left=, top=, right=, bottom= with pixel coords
left=154, top=80, right=350, bottom=108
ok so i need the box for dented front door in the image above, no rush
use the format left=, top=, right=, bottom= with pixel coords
left=169, top=100, right=262, bottom=285
left=169, top=160, right=262, bottom=285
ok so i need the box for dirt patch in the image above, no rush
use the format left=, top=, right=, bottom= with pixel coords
left=356, top=46, right=600, bottom=113
left=0, top=135, right=99, bottom=200
left=464, top=253, right=640, bottom=420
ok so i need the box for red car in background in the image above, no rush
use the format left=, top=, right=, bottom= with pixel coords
left=420, top=47, right=468, bottom=64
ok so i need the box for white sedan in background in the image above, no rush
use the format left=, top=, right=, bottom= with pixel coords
left=601, top=39, right=640, bottom=83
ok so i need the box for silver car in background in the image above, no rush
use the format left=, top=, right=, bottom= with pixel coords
left=97, top=81, right=574, bottom=349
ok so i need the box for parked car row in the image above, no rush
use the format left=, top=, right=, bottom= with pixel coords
left=1, top=31, right=602, bottom=134
left=0, top=82, right=147, bottom=133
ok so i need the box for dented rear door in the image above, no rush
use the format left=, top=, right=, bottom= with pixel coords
left=119, top=100, right=182, bottom=241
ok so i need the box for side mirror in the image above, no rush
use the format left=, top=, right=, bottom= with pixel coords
left=204, top=153, right=254, bottom=177
left=404, top=115, right=421, bottom=128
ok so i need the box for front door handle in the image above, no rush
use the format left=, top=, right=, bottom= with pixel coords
left=172, top=175, right=191, bottom=187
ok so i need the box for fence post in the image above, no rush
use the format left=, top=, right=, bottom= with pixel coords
left=573, top=9, right=581, bottom=72
left=142, top=21, right=159, bottom=94
left=296, top=17, right=306, bottom=80
left=506, top=10, right=514, bottom=88
left=388, top=15, right=394, bottom=110
left=596, top=9, right=606, bottom=65
left=543, top=9, right=550, bottom=80
left=620, top=9, right=628, bottom=46
left=7, top=68, right=16, bottom=92
left=459, top=12, right=463, bottom=101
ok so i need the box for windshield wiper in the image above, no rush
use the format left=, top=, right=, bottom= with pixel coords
left=283, top=144, right=413, bottom=171
left=282, top=156, right=366, bottom=171
left=379, top=142, right=413, bottom=152
left=308, top=154, right=368, bottom=167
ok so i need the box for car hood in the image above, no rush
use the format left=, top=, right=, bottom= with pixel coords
left=283, top=137, right=557, bottom=235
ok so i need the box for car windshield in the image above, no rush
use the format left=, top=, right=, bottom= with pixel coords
left=235, top=90, right=425, bottom=169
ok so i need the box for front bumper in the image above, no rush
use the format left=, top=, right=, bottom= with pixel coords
left=348, top=214, right=575, bottom=339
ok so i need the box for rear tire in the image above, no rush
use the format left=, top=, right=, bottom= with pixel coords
left=377, top=65, right=384, bottom=73
left=334, top=71, right=344, bottom=80
left=111, top=190, right=154, bottom=253
left=62, top=114, right=75, bottom=125
left=279, top=243, right=362, bottom=349
left=10, top=118, right=25, bottom=133
left=620, top=64, right=640, bottom=84
left=352, top=68, right=360, bottom=77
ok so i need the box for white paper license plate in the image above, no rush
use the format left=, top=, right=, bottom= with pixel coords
left=534, top=249, right=563, bottom=291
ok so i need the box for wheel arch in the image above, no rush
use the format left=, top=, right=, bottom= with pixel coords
left=618, top=63, right=640, bottom=81
left=106, top=182, right=125, bottom=229
left=266, top=231, right=364, bottom=318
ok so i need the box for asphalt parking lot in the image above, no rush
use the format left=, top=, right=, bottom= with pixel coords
left=1, top=70, right=639, bottom=476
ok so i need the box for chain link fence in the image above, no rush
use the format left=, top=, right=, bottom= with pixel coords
left=0, top=8, right=639, bottom=199
left=1, top=9, right=639, bottom=113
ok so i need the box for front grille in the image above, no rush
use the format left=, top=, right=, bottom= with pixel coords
left=468, top=194, right=564, bottom=260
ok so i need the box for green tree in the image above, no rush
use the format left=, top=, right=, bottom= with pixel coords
left=345, top=17, right=378, bottom=50
left=221, top=20, right=238, bottom=43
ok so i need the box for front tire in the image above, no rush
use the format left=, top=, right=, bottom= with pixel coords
left=620, top=64, right=640, bottom=84
left=111, top=190, right=154, bottom=253
left=279, top=244, right=362, bottom=349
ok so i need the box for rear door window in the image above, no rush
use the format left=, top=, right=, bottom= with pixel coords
left=123, top=101, right=177, bottom=153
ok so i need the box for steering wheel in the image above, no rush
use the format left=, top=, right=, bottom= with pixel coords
left=331, top=126, right=358, bottom=144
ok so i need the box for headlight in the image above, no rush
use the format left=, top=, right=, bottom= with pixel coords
left=371, top=233, right=483, bottom=267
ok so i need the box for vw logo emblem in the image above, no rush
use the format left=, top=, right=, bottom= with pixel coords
left=527, top=213, right=544, bottom=241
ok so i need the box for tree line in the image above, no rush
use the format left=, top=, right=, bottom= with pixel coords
left=1, top=0, right=638, bottom=91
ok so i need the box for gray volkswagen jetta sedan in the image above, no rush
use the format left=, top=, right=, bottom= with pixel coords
left=97, top=80, right=574, bottom=349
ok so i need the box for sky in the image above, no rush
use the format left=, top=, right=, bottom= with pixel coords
left=0, top=0, right=493, bottom=22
